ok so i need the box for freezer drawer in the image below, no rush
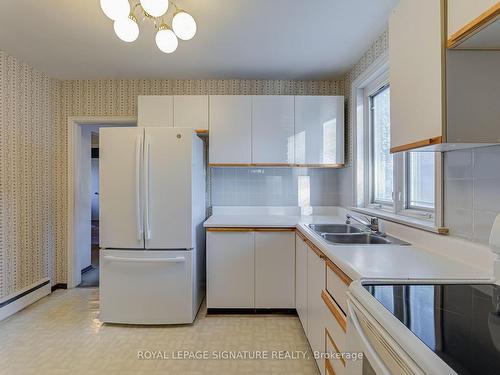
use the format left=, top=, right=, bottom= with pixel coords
left=99, top=249, right=194, bottom=324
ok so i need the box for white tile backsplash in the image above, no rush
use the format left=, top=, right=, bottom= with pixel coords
left=445, top=145, right=500, bottom=243
left=210, top=167, right=341, bottom=207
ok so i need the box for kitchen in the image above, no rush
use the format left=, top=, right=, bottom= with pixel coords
left=1, top=0, right=500, bottom=374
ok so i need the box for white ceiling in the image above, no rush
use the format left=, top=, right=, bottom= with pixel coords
left=0, top=0, right=397, bottom=80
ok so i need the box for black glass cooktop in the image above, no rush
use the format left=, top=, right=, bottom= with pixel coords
left=363, top=283, right=500, bottom=375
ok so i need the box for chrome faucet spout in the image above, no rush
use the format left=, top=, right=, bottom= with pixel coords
left=346, top=213, right=384, bottom=236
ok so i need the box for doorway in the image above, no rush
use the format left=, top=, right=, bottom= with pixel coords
left=80, top=130, right=101, bottom=287
left=67, top=117, right=136, bottom=289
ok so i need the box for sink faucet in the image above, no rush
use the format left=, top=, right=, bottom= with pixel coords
left=346, top=214, right=384, bottom=236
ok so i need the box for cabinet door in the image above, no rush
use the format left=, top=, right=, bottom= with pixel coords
left=255, top=231, right=295, bottom=308
left=294, top=96, right=344, bottom=166
left=295, top=233, right=308, bottom=333
left=252, top=96, right=295, bottom=164
left=173, top=95, right=209, bottom=130
left=206, top=231, right=254, bottom=308
left=447, top=0, right=498, bottom=38
left=137, top=96, right=174, bottom=127
left=307, top=246, right=326, bottom=375
left=389, top=0, right=444, bottom=152
left=209, top=95, right=252, bottom=164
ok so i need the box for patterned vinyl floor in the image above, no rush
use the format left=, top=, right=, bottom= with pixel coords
left=0, top=289, right=319, bottom=375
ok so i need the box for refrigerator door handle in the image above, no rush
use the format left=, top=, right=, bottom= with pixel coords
left=135, top=134, right=143, bottom=241
left=144, top=134, right=152, bottom=241
left=103, top=255, right=186, bottom=263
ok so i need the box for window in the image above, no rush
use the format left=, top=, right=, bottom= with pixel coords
left=354, top=61, right=441, bottom=228
left=407, top=152, right=435, bottom=211
left=370, top=86, right=393, bottom=206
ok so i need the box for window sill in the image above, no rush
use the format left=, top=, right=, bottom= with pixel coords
left=349, top=207, right=449, bottom=235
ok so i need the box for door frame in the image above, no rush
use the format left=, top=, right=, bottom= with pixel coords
left=67, top=116, right=137, bottom=288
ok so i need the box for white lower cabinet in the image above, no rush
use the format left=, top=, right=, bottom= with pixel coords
left=307, top=246, right=326, bottom=375
left=255, top=231, right=295, bottom=308
left=207, top=229, right=295, bottom=309
left=206, top=231, right=255, bottom=308
left=295, top=233, right=309, bottom=334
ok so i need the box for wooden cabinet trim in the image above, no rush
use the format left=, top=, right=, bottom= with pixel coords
left=325, top=328, right=346, bottom=367
left=206, top=227, right=254, bottom=232
left=390, top=136, right=443, bottom=154
left=307, top=240, right=326, bottom=260
left=448, top=2, right=500, bottom=49
left=321, top=290, right=347, bottom=333
left=207, top=227, right=294, bottom=232
left=296, top=229, right=326, bottom=259
left=208, top=163, right=345, bottom=168
left=326, top=259, right=352, bottom=286
left=208, top=163, right=253, bottom=167
left=296, top=229, right=307, bottom=241
left=294, top=163, right=345, bottom=168
left=325, top=358, right=336, bottom=375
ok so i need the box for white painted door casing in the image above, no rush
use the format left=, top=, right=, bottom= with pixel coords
left=389, top=0, right=445, bottom=150
left=206, top=231, right=255, bottom=308
left=209, top=95, right=252, bottom=164
left=173, top=95, right=209, bottom=130
left=255, top=231, right=295, bottom=308
left=294, top=96, right=344, bottom=165
left=138, top=96, right=174, bottom=127
left=251, top=96, right=295, bottom=164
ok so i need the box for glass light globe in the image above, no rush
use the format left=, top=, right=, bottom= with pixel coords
left=156, top=28, right=178, bottom=53
left=114, top=16, right=139, bottom=42
left=140, top=0, right=169, bottom=17
left=100, top=0, right=130, bottom=21
left=172, top=11, right=197, bottom=40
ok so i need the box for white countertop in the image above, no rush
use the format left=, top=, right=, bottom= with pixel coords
left=204, top=212, right=494, bottom=282
left=203, top=214, right=342, bottom=228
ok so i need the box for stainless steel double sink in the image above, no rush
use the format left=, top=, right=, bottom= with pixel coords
left=308, top=224, right=410, bottom=246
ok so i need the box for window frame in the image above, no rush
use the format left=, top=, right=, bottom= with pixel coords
left=352, top=54, right=444, bottom=231
left=405, top=153, right=435, bottom=213
left=368, top=83, right=393, bottom=208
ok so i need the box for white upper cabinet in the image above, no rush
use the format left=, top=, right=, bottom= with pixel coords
left=294, top=96, right=344, bottom=166
left=173, top=95, right=209, bottom=130
left=251, top=96, right=295, bottom=165
left=137, top=95, right=174, bottom=127
left=389, top=0, right=445, bottom=152
left=447, top=0, right=500, bottom=49
left=209, top=95, right=252, bottom=165
left=448, top=0, right=499, bottom=38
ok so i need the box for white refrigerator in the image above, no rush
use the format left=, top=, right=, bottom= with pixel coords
left=99, top=127, right=206, bottom=324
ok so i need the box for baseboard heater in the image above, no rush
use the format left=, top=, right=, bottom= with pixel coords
left=0, top=278, right=51, bottom=321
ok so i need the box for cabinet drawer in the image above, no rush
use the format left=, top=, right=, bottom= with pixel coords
left=325, top=327, right=345, bottom=375
left=326, top=259, right=351, bottom=314
left=321, top=290, right=346, bottom=353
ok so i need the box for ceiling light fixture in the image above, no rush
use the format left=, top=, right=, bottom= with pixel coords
left=172, top=11, right=197, bottom=41
left=114, top=15, right=140, bottom=42
left=100, top=0, right=196, bottom=53
left=155, top=24, right=178, bottom=53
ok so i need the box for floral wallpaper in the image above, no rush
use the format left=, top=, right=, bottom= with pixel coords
left=0, top=50, right=60, bottom=298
